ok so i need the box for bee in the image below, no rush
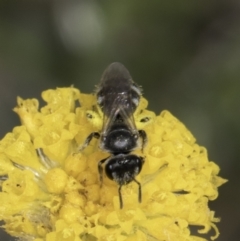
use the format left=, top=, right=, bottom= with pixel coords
left=81, top=62, right=147, bottom=209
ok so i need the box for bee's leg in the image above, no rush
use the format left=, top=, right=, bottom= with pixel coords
left=78, top=132, right=100, bottom=151
left=36, top=148, right=56, bottom=169
left=132, top=177, right=142, bottom=203
left=98, top=157, right=108, bottom=187
left=118, top=185, right=123, bottom=209
left=138, top=129, right=147, bottom=151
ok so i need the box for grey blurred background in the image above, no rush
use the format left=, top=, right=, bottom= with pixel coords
left=0, top=0, right=238, bottom=240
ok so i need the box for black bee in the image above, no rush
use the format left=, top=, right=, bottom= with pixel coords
left=81, top=62, right=147, bottom=209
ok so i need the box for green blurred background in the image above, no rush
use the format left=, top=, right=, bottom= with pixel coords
left=0, top=0, right=238, bottom=240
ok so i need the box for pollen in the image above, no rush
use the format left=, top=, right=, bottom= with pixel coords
left=0, top=87, right=226, bottom=241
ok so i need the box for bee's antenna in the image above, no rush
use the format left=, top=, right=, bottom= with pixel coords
left=133, top=178, right=142, bottom=203
left=118, top=185, right=123, bottom=209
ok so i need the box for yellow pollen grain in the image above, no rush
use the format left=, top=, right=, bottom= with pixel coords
left=44, top=168, right=68, bottom=194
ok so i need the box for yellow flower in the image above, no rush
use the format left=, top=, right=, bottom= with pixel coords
left=0, top=87, right=226, bottom=241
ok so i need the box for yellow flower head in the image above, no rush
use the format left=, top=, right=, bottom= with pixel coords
left=0, top=87, right=226, bottom=241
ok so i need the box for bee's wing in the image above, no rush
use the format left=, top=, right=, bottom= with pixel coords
left=101, top=92, right=137, bottom=135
